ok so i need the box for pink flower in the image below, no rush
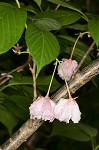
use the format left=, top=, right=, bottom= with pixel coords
left=29, top=96, right=56, bottom=122
left=54, top=98, right=81, bottom=123
left=57, top=58, right=78, bottom=81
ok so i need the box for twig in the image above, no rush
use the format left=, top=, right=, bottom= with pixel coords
left=0, top=62, right=29, bottom=86
left=0, top=78, right=12, bottom=86
left=1, top=57, right=99, bottom=150
left=55, top=4, right=60, bottom=10
left=74, top=41, right=96, bottom=74
left=29, top=62, right=37, bottom=101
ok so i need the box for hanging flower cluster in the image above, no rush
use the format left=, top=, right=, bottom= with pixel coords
left=29, top=96, right=81, bottom=123
left=29, top=57, right=81, bottom=124
left=57, top=58, right=78, bottom=81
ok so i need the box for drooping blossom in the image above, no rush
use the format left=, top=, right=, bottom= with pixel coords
left=29, top=96, right=56, bottom=122
left=54, top=98, right=81, bottom=123
left=57, top=58, right=78, bottom=81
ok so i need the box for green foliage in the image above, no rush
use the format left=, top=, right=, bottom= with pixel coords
left=0, top=108, right=19, bottom=135
left=35, top=10, right=81, bottom=26
left=0, top=2, right=27, bottom=54
left=51, top=121, right=98, bottom=141
left=48, top=0, right=88, bottom=21
left=0, top=74, right=61, bottom=93
left=26, top=24, right=60, bottom=75
left=88, top=18, right=99, bottom=46
left=34, top=17, right=61, bottom=31
left=0, top=0, right=99, bottom=149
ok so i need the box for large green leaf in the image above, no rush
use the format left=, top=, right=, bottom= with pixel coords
left=26, top=24, right=60, bottom=75
left=0, top=2, right=27, bottom=54
left=51, top=121, right=98, bottom=141
left=0, top=108, right=19, bottom=135
left=88, top=18, right=99, bottom=46
left=34, top=17, right=61, bottom=31
left=48, top=0, right=88, bottom=21
left=35, top=10, right=81, bottom=26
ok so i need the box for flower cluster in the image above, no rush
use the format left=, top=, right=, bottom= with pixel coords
left=29, top=58, right=81, bottom=123
left=57, top=58, right=78, bottom=81
left=29, top=96, right=81, bottom=123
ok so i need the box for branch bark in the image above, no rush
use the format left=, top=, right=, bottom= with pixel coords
left=1, top=57, right=99, bottom=150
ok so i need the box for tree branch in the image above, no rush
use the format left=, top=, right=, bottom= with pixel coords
left=1, top=57, right=99, bottom=150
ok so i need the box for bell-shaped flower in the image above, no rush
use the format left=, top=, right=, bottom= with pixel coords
left=29, top=96, right=56, bottom=122
left=54, top=98, right=81, bottom=123
left=57, top=58, right=78, bottom=81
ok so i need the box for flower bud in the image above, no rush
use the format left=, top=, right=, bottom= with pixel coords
left=57, top=58, right=78, bottom=81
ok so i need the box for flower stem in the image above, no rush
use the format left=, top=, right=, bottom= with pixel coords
left=15, top=0, right=20, bottom=8
left=70, top=31, right=90, bottom=59
left=56, top=58, right=71, bottom=98
left=15, top=0, right=27, bottom=29
left=46, top=60, right=58, bottom=97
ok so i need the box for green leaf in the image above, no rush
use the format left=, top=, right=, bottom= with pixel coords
left=0, top=2, right=27, bottom=54
left=0, top=108, right=19, bottom=135
left=48, top=0, right=88, bottom=21
left=88, top=18, right=99, bottom=46
left=5, top=95, right=32, bottom=120
left=26, top=24, right=60, bottom=75
left=51, top=121, right=98, bottom=141
left=34, top=0, right=42, bottom=7
left=66, top=24, right=88, bottom=31
left=37, top=75, right=61, bottom=92
left=0, top=76, right=33, bottom=91
left=0, top=75, right=61, bottom=93
left=35, top=10, right=81, bottom=26
left=34, top=17, right=61, bottom=31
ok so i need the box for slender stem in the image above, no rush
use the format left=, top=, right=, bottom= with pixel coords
left=46, top=60, right=58, bottom=97
left=29, top=62, right=37, bottom=101
left=18, top=51, right=31, bottom=55
left=15, top=0, right=20, bottom=8
left=56, top=58, right=71, bottom=98
left=33, top=62, right=37, bottom=100
left=70, top=32, right=89, bottom=59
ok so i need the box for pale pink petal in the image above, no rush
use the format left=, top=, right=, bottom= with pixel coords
left=57, top=58, right=78, bottom=81
left=54, top=98, right=81, bottom=123
left=29, top=96, right=56, bottom=122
